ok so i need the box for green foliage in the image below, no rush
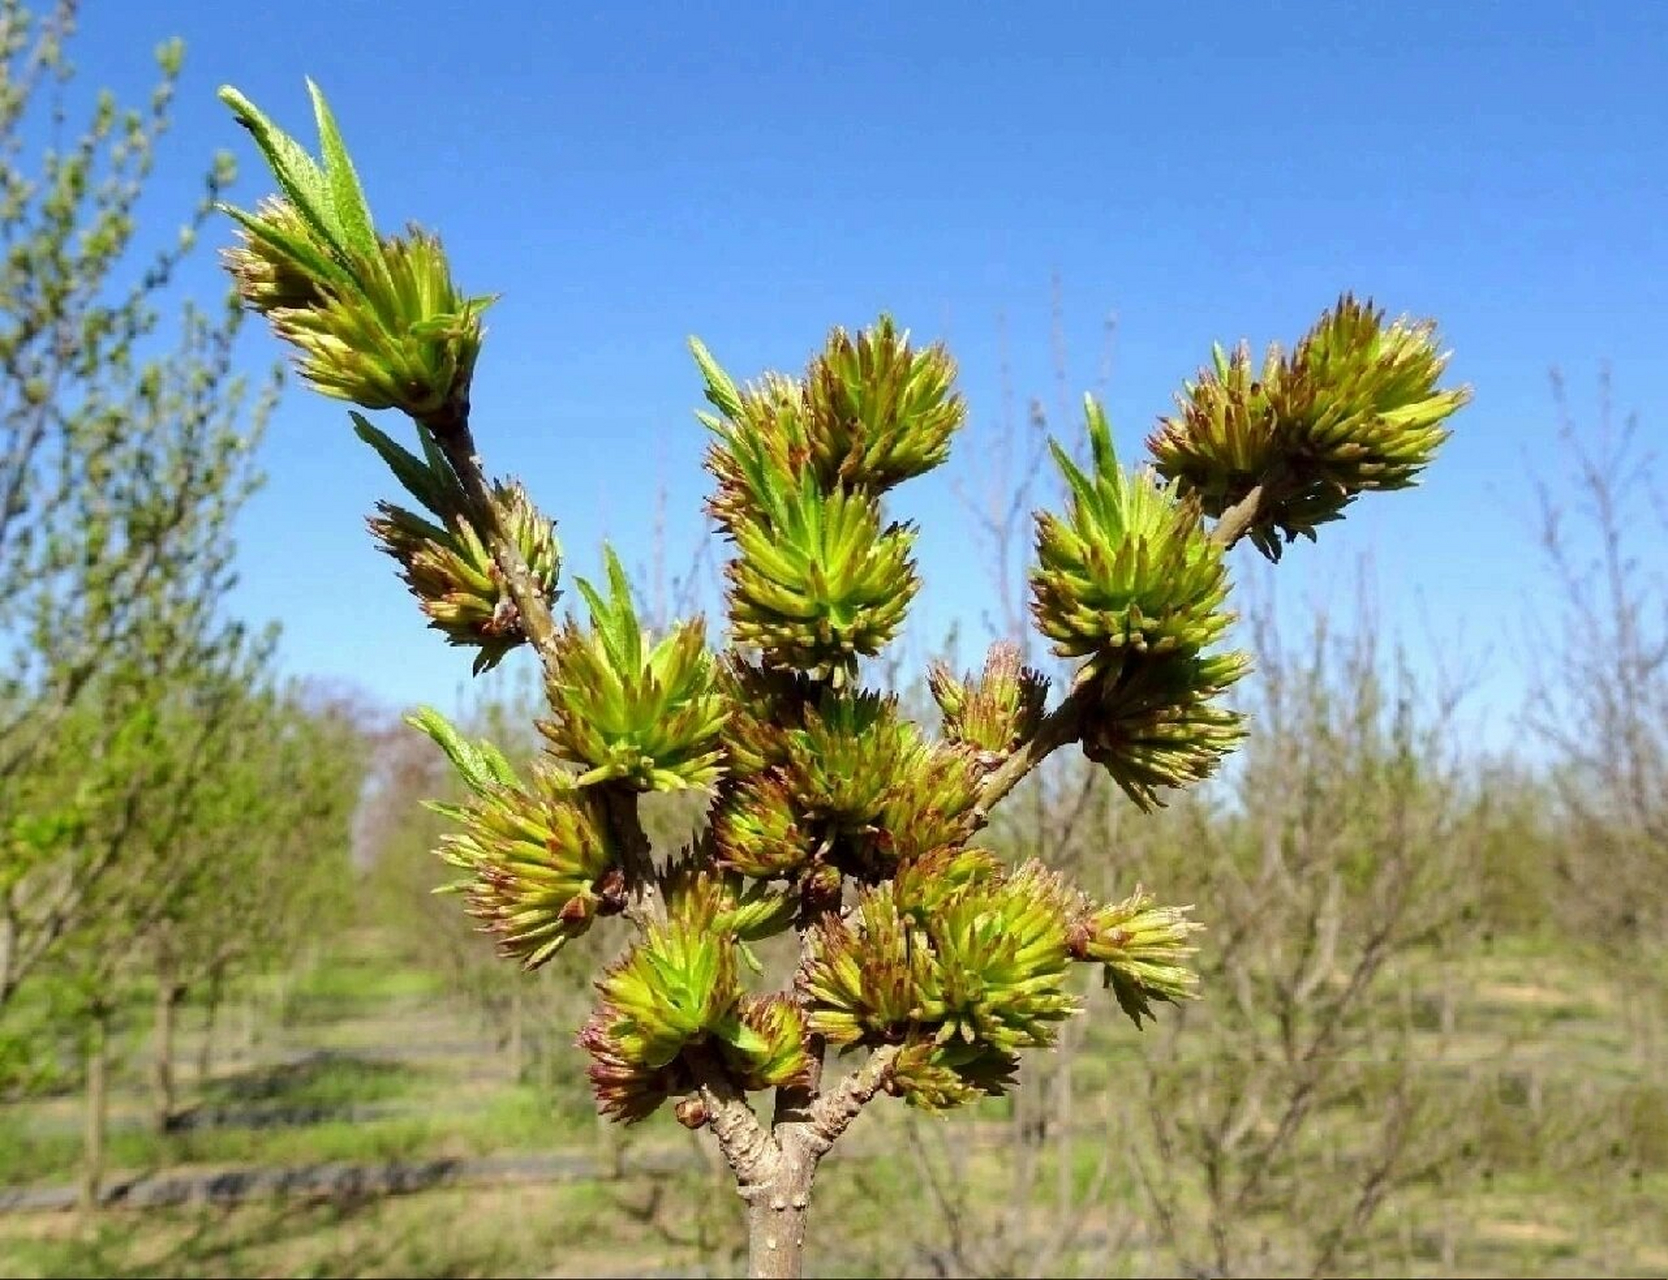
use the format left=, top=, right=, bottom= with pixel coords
left=0, top=0, right=279, bottom=1021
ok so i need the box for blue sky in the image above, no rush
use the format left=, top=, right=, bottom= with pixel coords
left=61, top=2, right=1668, bottom=750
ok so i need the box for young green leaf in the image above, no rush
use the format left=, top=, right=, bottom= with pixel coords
left=218, top=85, right=344, bottom=262
left=305, top=78, right=380, bottom=263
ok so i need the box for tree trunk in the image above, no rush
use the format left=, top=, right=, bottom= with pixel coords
left=152, top=979, right=185, bottom=1132
left=198, top=965, right=224, bottom=1081
left=79, top=1004, right=111, bottom=1221
left=745, top=1145, right=816, bottom=1280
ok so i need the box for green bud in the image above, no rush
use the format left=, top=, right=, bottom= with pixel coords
left=1079, top=649, right=1250, bottom=811
left=715, top=656, right=818, bottom=779
left=711, top=773, right=814, bottom=880
left=927, top=641, right=1051, bottom=765
left=661, top=855, right=799, bottom=942
left=1032, top=397, right=1234, bottom=681
left=425, top=760, right=622, bottom=970
left=1149, top=294, right=1470, bottom=561
left=923, top=860, right=1082, bottom=1055
left=725, top=473, right=918, bottom=681
left=541, top=547, right=728, bottom=791
left=368, top=477, right=559, bottom=675
left=887, top=1039, right=1018, bottom=1112
left=716, top=995, right=814, bottom=1093
left=801, top=884, right=934, bottom=1048
left=579, top=918, right=743, bottom=1121
left=1069, top=885, right=1204, bottom=1028
left=779, top=689, right=914, bottom=839
left=219, top=82, right=494, bottom=421
left=801, top=315, right=965, bottom=492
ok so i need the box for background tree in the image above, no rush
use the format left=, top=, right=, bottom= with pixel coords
left=0, top=0, right=278, bottom=1020
left=140, top=680, right=366, bottom=1133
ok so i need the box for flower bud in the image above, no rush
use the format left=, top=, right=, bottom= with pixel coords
left=1069, top=885, right=1204, bottom=1027
left=540, top=548, right=728, bottom=791
left=1149, top=294, right=1470, bottom=560
left=927, top=641, right=1050, bottom=765
left=1032, top=397, right=1234, bottom=680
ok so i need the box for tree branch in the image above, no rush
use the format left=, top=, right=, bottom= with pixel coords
left=686, top=1046, right=782, bottom=1194
left=971, top=478, right=1274, bottom=824
left=423, top=406, right=564, bottom=679
left=803, top=1044, right=900, bottom=1160
left=1208, top=482, right=1269, bottom=553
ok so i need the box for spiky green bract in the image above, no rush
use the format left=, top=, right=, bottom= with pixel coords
left=1032, top=397, right=1233, bottom=678
left=770, top=689, right=982, bottom=879
left=579, top=916, right=808, bottom=1121
left=711, top=774, right=814, bottom=879
left=801, top=316, right=966, bottom=491
left=661, top=856, right=799, bottom=944
left=366, top=455, right=560, bottom=675
left=725, top=471, right=919, bottom=681
left=423, top=754, right=622, bottom=970
left=540, top=547, right=727, bottom=791
left=1080, top=651, right=1251, bottom=811
left=1149, top=294, right=1470, bottom=561
left=721, top=995, right=815, bottom=1093
left=927, top=641, right=1051, bottom=765
left=887, top=1041, right=1019, bottom=1112
left=802, top=859, right=1083, bottom=1110
left=580, top=917, right=742, bottom=1122
left=1069, top=886, right=1204, bottom=1028
left=218, top=83, right=493, bottom=421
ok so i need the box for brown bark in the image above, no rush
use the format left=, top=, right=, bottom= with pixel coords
left=152, top=979, right=185, bottom=1133
left=197, top=964, right=224, bottom=1081
left=79, top=1004, right=111, bottom=1221
left=744, top=1142, right=816, bottom=1280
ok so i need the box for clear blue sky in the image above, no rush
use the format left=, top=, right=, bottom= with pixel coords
left=64, top=2, right=1668, bottom=750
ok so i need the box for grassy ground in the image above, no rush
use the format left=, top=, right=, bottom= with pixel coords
left=2, top=926, right=1664, bottom=1278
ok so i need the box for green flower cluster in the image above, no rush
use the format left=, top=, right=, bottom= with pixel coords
left=541, top=548, right=728, bottom=792
left=219, top=82, right=491, bottom=424
left=695, top=318, right=964, bottom=681
left=1148, top=294, right=1471, bottom=560
left=803, top=855, right=1201, bottom=1110
left=409, top=709, right=621, bottom=969
left=580, top=912, right=812, bottom=1123
left=1031, top=398, right=1249, bottom=808
left=710, top=683, right=982, bottom=886
left=927, top=641, right=1051, bottom=767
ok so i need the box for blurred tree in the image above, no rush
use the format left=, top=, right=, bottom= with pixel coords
left=0, top=0, right=279, bottom=1015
